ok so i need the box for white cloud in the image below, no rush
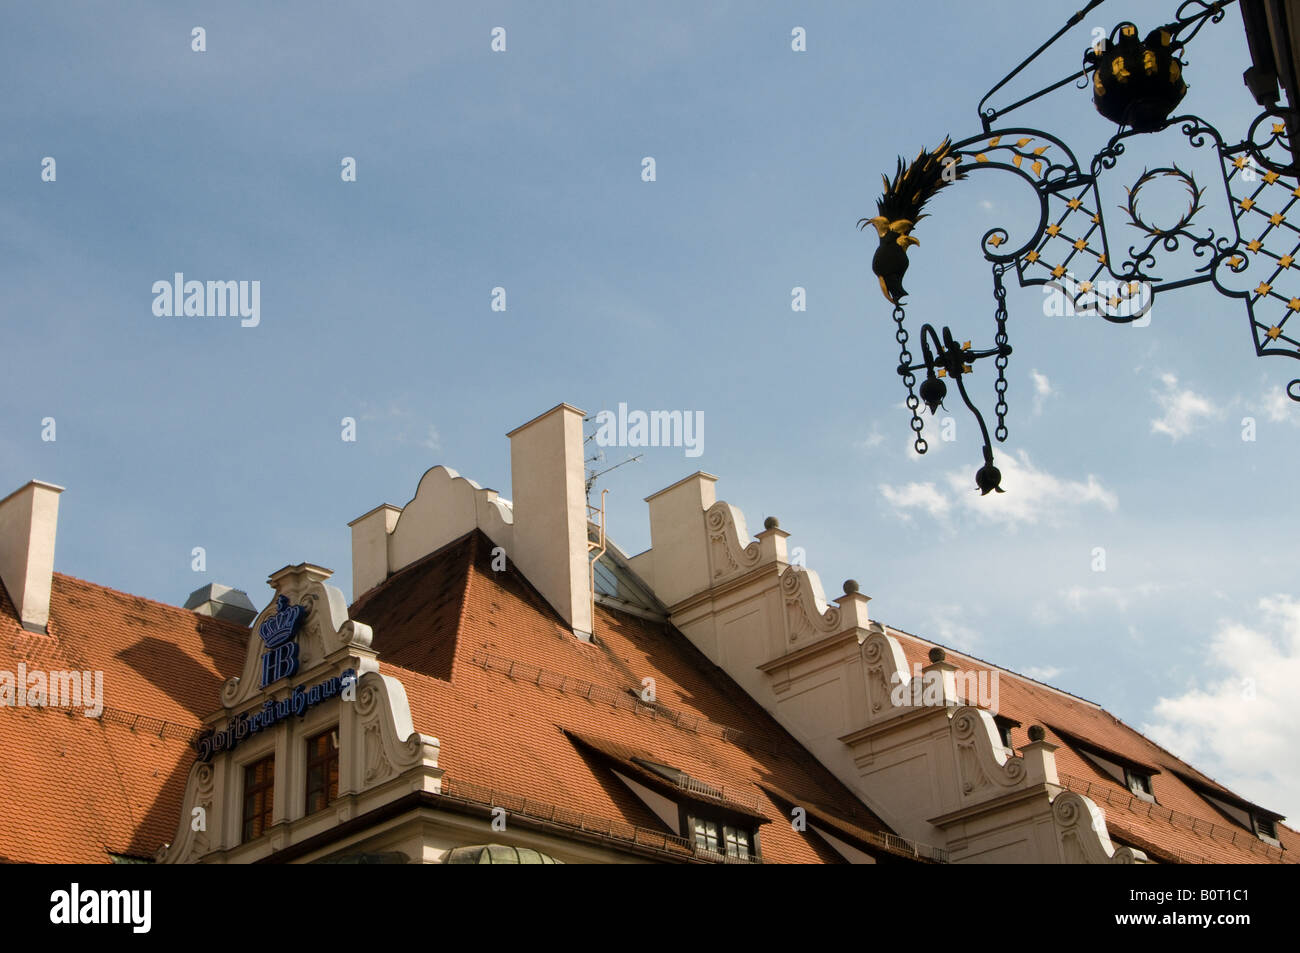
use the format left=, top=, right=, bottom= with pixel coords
left=859, top=424, right=885, bottom=450
left=1030, top=369, right=1053, bottom=416
left=1061, top=582, right=1167, bottom=613
left=892, top=401, right=950, bottom=462
left=1259, top=385, right=1297, bottom=425
left=879, top=481, right=950, bottom=519
left=1029, top=600, right=1061, bottom=626
left=1020, top=664, right=1062, bottom=682
left=1150, top=372, right=1220, bottom=440
left=905, top=424, right=951, bottom=461
left=960, top=450, right=1118, bottom=526
left=359, top=401, right=440, bottom=452
left=928, top=604, right=980, bottom=652
left=882, top=449, right=1116, bottom=528
left=1142, top=596, right=1300, bottom=822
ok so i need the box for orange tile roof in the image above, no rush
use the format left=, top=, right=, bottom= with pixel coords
left=882, top=627, right=1296, bottom=864
left=362, top=530, right=911, bottom=863
left=0, top=574, right=247, bottom=863
left=6, top=529, right=1285, bottom=866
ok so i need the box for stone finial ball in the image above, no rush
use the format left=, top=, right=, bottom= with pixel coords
left=928, top=647, right=945, bottom=663
left=1028, top=725, right=1046, bottom=742
left=843, top=579, right=859, bottom=595
left=763, top=516, right=779, bottom=530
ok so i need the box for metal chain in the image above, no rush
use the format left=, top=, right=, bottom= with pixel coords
left=992, top=264, right=1010, bottom=442
left=894, top=304, right=927, bottom=454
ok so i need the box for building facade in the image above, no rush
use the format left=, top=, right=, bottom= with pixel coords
left=0, top=405, right=1293, bottom=864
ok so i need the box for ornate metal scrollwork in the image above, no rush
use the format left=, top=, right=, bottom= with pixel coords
left=864, top=0, right=1300, bottom=493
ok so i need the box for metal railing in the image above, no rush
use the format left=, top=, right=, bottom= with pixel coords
left=874, top=830, right=948, bottom=863
left=693, top=846, right=762, bottom=865
left=675, top=773, right=762, bottom=813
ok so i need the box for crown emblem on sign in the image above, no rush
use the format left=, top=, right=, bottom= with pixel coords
left=259, top=595, right=303, bottom=648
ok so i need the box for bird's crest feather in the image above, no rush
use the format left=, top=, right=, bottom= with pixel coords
left=872, top=137, right=968, bottom=225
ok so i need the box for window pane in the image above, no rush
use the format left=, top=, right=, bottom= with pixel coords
left=242, top=755, right=275, bottom=843
left=305, top=727, right=340, bottom=816
left=724, top=826, right=751, bottom=859
left=1126, top=770, right=1151, bottom=795
left=692, top=819, right=719, bottom=851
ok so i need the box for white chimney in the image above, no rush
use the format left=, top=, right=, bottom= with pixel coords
left=0, top=480, right=64, bottom=632
left=506, top=404, right=593, bottom=639
left=348, top=503, right=402, bottom=599
left=643, top=472, right=718, bottom=607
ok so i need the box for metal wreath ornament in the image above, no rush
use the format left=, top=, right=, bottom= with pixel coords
left=864, top=0, right=1300, bottom=494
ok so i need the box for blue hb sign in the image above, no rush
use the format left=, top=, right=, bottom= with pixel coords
left=258, top=595, right=304, bottom=688
left=196, top=668, right=356, bottom=762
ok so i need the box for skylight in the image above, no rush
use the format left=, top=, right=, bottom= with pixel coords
left=590, top=547, right=666, bottom=618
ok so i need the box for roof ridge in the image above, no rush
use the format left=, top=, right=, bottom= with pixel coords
left=350, top=529, right=479, bottom=610
left=445, top=531, right=481, bottom=682
left=350, top=530, right=478, bottom=682
left=442, top=528, right=575, bottom=650
left=880, top=621, right=1103, bottom=708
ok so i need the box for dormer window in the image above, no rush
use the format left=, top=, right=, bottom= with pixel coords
left=690, top=816, right=756, bottom=861
left=993, top=715, right=1019, bottom=750
left=1125, top=768, right=1154, bottom=800
left=1172, top=769, right=1284, bottom=845
left=1254, top=816, right=1278, bottom=841
left=1051, top=726, right=1160, bottom=803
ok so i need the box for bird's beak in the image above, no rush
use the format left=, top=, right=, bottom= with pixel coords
left=888, top=219, right=915, bottom=235
left=867, top=216, right=890, bottom=239
left=897, top=235, right=920, bottom=248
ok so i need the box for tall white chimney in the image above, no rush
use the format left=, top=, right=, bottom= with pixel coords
left=506, top=404, right=593, bottom=639
left=0, top=480, right=64, bottom=632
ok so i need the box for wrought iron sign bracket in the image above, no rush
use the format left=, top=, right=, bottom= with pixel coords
left=864, top=0, right=1300, bottom=494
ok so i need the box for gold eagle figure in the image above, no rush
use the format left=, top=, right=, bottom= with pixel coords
left=860, top=138, right=967, bottom=304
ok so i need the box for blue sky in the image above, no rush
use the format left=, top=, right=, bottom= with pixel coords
left=3, top=1, right=1298, bottom=819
